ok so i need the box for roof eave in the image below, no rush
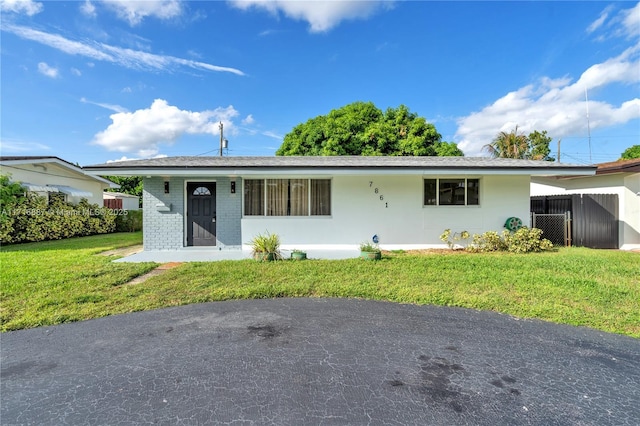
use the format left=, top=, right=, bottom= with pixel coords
left=84, top=166, right=597, bottom=177
left=1, top=157, right=118, bottom=186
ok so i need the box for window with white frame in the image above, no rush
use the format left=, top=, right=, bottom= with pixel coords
left=244, top=178, right=331, bottom=216
left=424, top=178, right=479, bottom=206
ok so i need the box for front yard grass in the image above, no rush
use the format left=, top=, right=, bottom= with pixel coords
left=0, top=232, right=157, bottom=331
left=1, top=234, right=638, bottom=337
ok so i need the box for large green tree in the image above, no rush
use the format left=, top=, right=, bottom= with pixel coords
left=484, top=127, right=555, bottom=161
left=276, top=102, right=463, bottom=156
left=620, top=145, right=640, bottom=160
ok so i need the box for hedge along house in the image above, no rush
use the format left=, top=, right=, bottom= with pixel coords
left=84, top=156, right=595, bottom=258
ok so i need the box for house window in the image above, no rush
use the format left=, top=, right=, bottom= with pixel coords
left=244, top=179, right=264, bottom=216
left=424, top=178, right=479, bottom=206
left=244, top=179, right=331, bottom=216
left=192, top=186, right=211, bottom=196
left=311, top=179, right=331, bottom=215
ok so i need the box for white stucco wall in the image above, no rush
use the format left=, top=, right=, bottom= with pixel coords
left=242, top=174, right=531, bottom=249
left=531, top=174, right=640, bottom=249
left=2, top=163, right=107, bottom=205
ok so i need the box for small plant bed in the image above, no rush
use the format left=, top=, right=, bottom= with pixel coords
left=360, top=242, right=382, bottom=260
left=290, top=250, right=307, bottom=261
left=249, top=231, right=282, bottom=261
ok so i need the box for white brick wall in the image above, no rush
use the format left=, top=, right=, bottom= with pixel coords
left=143, top=176, right=242, bottom=250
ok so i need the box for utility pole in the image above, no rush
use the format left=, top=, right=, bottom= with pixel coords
left=585, top=87, right=592, bottom=164
left=219, top=121, right=224, bottom=157
left=557, top=138, right=561, bottom=163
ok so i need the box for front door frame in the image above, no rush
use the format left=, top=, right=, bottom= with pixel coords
left=184, top=179, right=217, bottom=247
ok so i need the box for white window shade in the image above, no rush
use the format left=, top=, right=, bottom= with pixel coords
left=20, top=182, right=59, bottom=193
left=50, top=185, right=93, bottom=197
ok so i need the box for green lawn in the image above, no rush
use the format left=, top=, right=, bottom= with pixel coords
left=1, top=234, right=638, bottom=337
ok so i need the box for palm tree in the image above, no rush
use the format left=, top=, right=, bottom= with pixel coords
left=484, top=126, right=529, bottom=159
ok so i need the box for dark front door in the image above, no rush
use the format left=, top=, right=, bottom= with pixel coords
left=187, top=183, right=216, bottom=246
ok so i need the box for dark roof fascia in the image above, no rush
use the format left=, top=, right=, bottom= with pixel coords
left=0, top=156, right=78, bottom=167
left=84, top=165, right=597, bottom=177
left=596, top=162, right=640, bottom=175
left=546, top=160, right=640, bottom=179
left=85, top=164, right=598, bottom=171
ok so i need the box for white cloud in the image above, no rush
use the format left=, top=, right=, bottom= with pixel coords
left=100, top=0, right=183, bottom=25
left=0, top=139, right=51, bottom=153
left=621, top=2, right=640, bottom=38
left=37, top=62, right=59, bottom=78
left=106, top=154, right=167, bottom=163
left=456, top=45, right=640, bottom=156
left=587, top=5, right=613, bottom=34
left=2, top=24, right=245, bottom=76
left=262, top=130, right=283, bottom=140
left=71, top=67, right=82, bottom=76
left=242, top=114, right=255, bottom=125
left=229, top=0, right=394, bottom=33
left=0, top=0, right=43, bottom=16
left=80, top=0, right=96, bottom=18
left=588, top=2, right=640, bottom=40
left=92, top=99, right=239, bottom=157
left=81, top=97, right=128, bottom=113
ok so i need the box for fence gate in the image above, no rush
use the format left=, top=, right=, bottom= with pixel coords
left=531, top=212, right=571, bottom=247
left=104, top=198, right=123, bottom=210
left=531, top=194, right=619, bottom=249
left=572, top=194, right=618, bottom=249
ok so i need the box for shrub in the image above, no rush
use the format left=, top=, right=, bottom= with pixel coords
left=467, top=230, right=509, bottom=252
left=249, top=231, right=282, bottom=260
left=2, top=194, right=116, bottom=244
left=440, top=229, right=470, bottom=249
left=115, top=210, right=143, bottom=232
left=0, top=174, right=26, bottom=243
left=443, top=227, right=554, bottom=254
left=504, top=227, right=553, bottom=253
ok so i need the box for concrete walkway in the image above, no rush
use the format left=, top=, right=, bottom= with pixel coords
left=2, top=298, right=639, bottom=425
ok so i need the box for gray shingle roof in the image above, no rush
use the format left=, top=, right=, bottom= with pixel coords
left=84, top=155, right=595, bottom=171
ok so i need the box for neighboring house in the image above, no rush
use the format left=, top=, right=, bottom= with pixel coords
left=531, top=159, right=640, bottom=250
left=0, top=156, right=117, bottom=206
left=103, top=191, right=141, bottom=211
left=84, top=156, right=594, bottom=252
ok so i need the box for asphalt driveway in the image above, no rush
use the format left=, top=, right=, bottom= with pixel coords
left=1, top=298, right=639, bottom=425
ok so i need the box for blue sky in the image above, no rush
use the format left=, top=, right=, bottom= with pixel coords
left=1, top=0, right=638, bottom=166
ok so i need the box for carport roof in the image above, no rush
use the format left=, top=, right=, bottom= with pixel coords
left=83, top=156, right=596, bottom=177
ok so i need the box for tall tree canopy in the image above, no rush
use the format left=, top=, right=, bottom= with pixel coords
left=484, top=127, right=555, bottom=161
left=276, top=102, right=463, bottom=156
left=620, top=145, right=640, bottom=160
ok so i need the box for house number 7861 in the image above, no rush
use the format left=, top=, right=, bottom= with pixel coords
left=369, top=181, right=388, bottom=207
